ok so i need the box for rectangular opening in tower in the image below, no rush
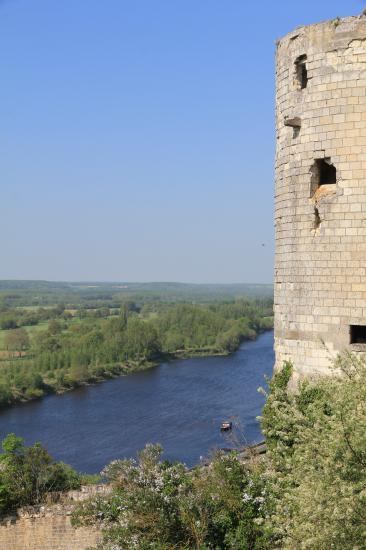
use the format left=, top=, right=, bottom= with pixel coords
left=295, top=55, right=308, bottom=89
left=350, top=325, right=366, bottom=344
left=310, top=158, right=336, bottom=196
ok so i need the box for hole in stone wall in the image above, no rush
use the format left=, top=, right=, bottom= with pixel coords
left=293, top=126, right=300, bottom=138
left=295, top=54, right=308, bottom=89
left=350, top=325, right=366, bottom=344
left=310, top=158, right=337, bottom=196
left=313, top=207, right=321, bottom=230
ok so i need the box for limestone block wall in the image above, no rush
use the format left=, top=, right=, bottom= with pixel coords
left=0, top=485, right=109, bottom=550
left=275, top=14, right=366, bottom=379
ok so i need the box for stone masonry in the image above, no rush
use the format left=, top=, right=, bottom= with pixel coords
left=0, top=485, right=109, bottom=550
left=275, top=14, right=366, bottom=380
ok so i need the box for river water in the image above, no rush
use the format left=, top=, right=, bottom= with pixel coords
left=0, top=330, right=274, bottom=473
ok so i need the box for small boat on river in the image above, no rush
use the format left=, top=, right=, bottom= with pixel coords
left=220, top=421, right=232, bottom=432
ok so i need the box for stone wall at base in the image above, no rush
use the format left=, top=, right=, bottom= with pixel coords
left=0, top=485, right=109, bottom=550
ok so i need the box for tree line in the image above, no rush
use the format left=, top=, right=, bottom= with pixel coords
left=0, top=298, right=273, bottom=408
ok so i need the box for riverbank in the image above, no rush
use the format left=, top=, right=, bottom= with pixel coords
left=0, top=330, right=269, bottom=411
left=0, top=298, right=273, bottom=411
left=0, top=331, right=275, bottom=472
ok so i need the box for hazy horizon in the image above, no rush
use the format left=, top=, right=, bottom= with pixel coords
left=1, top=0, right=362, bottom=283
left=0, top=278, right=274, bottom=285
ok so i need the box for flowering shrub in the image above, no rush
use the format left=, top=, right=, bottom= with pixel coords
left=72, top=444, right=269, bottom=549
left=261, top=353, right=366, bottom=549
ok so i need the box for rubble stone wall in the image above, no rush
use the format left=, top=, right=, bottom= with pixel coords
left=0, top=485, right=109, bottom=550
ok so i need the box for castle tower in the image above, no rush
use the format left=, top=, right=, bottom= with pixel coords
left=275, top=15, right=366, bottom=380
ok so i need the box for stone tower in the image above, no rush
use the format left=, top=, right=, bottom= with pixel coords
left=275, top=14, right=366, bottom=380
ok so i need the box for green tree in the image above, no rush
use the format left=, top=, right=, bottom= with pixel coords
left=261, top=354, right=366, bottom=549
left=47, top=319, right=63, bottom=335
left=4, top=328, right=30, bottom=356
left=124, top=318, right=161, bottom=360
left=0, top=314, right=18, bottom=330
left=35, top=332, right=62, bottom=353
left=0, top=434, right=81, bottom=514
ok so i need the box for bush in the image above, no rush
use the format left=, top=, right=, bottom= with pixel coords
left=73, top=444, right=270, bottom=549
left=0, top=434, right=81, bottom=515
left=261, top=353, right=366, bottom=549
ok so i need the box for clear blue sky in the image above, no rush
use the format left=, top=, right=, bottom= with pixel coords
left=0, top=0, right=363, bottom=283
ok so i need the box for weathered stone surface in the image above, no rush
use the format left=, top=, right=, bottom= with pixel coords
left=0, top=485, right=110, bottom=550
left=275, top=14, right=366, bottom=380
left=284, top=116, right=302, bottom=128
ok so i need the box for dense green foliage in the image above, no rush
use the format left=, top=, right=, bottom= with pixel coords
left=72, top=444, right=269, bottom=550
left=0, top=434, right=82, bottom=515
left=260, top=353, right=366, bottom=549
left=0, top=295, right=273, bottom=408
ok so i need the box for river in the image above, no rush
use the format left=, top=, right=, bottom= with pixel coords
left=0, top=330, right=274, bottom=473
